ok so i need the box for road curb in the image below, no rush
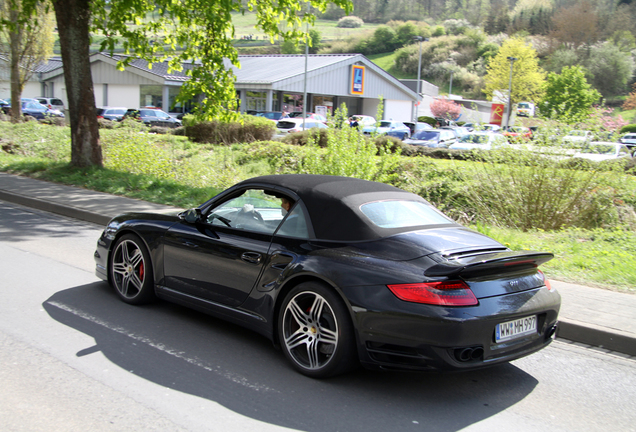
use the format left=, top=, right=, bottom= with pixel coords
left=557, top=318, right=636, bottom=356
left=0, top=189, right=110, bottom=226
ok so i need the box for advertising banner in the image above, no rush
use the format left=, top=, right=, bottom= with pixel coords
left=490, top=103, right=505, bottom=125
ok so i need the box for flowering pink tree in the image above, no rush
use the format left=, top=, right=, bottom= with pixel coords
left=581, top=106, right=628, bottom=133
left=429, top=98, right=462, bottom=121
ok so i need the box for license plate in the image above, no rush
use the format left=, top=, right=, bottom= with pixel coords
left=495, top=315, right=537, bottom=343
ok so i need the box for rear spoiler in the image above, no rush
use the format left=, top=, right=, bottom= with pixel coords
left=424, top=251, right=554, bottom=279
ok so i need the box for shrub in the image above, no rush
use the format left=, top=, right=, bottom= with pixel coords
left=281, top=129, right=330, bottom=147
left=185, top=115, right=275, bottom=144
left=373, top=135, right=402, bottom=153
left=149, top=126, right=172, bottom=134
left=41, top=116, right=67, bottom=127
left=417, top=116, right=437, bottom=127
left=299, top=127, right=402, bottom=183
left=98, top=118, right=119, bottom=129
left=102, top=130, right=176, bottom=180
left=336, top=16, right=363, bottom=28
left=620, top=124, right=636, bottom=134
left=432, top=25, right=446, bottom=37
left=457, top=149, right=627, bottom=231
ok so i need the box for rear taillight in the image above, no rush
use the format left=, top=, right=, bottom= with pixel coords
left=387, top=280, right=478, bottom=306
left=97, top=115, right=104, bottom=119
left=538, top=270, right=554, bottom=291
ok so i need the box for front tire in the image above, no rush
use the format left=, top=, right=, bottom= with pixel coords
left=109, top=234, right=155, bottom=304
left=278, top=282, right=357, bottom=378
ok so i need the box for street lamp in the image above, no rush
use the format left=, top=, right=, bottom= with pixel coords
left=412, top=36, right=429, bottom=122
left=505, top=56, right=517, bottom=130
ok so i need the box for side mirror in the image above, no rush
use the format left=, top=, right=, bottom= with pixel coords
left=182, top=208, right=202, bottom=224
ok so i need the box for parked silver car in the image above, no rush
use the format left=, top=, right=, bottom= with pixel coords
left=404, top=129, right=457, bottom=148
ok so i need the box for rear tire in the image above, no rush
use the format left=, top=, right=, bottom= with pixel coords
left=109, top=234, right=155, bottom=305
left=278, top=282, right=358, bottom=378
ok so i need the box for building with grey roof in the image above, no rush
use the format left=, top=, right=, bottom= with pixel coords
left=2, top=52, right=423, bottom=122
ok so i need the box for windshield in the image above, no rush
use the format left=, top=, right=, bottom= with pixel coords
left=518, top=103, right=530, bottom=109
left=378, top=121, right=392, bottom=128
left=361, top=200, right=453, bottom=228
left=412, top=131, right=440, bottom=140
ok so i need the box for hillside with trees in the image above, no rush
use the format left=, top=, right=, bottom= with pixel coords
left=308, top=0, right=636, bottom=117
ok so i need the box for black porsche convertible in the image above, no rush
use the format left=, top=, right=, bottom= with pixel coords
left=94, top=174, right=560, bottom=378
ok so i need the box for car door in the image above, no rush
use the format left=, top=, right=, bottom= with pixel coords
left=154, top=110, right=173, bottom=127
left=162, top=188, right=286, bottom=307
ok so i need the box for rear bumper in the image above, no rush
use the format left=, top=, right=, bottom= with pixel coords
left=344, top=285, right=561, bottom=372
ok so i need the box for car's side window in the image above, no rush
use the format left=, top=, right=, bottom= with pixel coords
left=276, top=205, right=309, bottom=238
left=206, top=189, right=285, bottom=235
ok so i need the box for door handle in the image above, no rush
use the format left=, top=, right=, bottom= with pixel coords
left=241, top=252, right=262, bottom=264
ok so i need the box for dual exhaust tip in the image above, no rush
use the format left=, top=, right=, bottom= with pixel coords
left=454, top=323, right=558, bottom=363
left=454, top=346, right=484, bottom=362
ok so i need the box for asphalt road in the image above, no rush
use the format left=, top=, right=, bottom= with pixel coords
left=1, top=200, right=635, bottom=432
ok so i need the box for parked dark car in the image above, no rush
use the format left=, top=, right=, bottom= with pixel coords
left=2, top=98, right=65, bottom=120
left=248, top=111, right=285, bottom=122
left=123, top=108, right=181, bottom=128
left=403, top=121, right=433, bottom=135
left=97, top=107, right=128, bottom=121
left=95, top=174, right=560, bottom=378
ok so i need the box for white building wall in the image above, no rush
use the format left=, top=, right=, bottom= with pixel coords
left=94, top=84, right=140, bottom=108
left=361, top=98, right=380, bottom=118
left=22, top=81, right=41, bottom=98
left=110, top=85, right=139, bottom=108
left=384, top=99, right=412, bottom=122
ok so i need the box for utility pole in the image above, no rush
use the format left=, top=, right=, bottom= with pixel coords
left=505, top=56, right=517, bottom=130
left=412, top=36, right=428, bottom=122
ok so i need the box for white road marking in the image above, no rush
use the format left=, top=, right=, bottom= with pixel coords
left=47, top=300, right=278, bottom=393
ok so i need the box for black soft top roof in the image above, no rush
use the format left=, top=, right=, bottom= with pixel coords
left=235, top=174, right=443, bottom=241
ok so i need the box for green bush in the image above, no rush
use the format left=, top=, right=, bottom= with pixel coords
left=149, top=126, right=173, bottom=135
left=620, top=124, right=636, bottom=133
left=102, top=130, right=176, bottom=180
left=432, top=25, right=446, bottom=37
left=336, top=16, right=363, bottom=28
left=299, top=127, right=402, bottom=183
left=281, top=129, right=330, bottom=147
left=185, top=115, right=275, bottom=144
left=417, top=116, right=437, bottom=126
left=456, top=149, right=629, bottom=231
left=98, top=118, right=119, bottom=129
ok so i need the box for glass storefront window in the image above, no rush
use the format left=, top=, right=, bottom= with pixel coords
left=312, top=96, right=334, bottom=115
left=246, top=91, right=267, bottom=112
left=140, top=85, right=163, bottom=108
left=282, top=93, right=303, bottom=113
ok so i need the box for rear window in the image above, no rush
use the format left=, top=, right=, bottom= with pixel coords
left=412, top=130, right=440, bottom=140
left=277, top=121, right=296, bottom=129
left=360, top=200, right=453, bottom=228
left=51, top=99, right=63, bottom=105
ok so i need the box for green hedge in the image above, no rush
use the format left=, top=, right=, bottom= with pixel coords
left=619, top=124, right=636, bottom=134
left=185, top=115, right=275, bottom=144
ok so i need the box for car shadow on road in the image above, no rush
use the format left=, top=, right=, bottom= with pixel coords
left=44, top=282, right=539, bottom=432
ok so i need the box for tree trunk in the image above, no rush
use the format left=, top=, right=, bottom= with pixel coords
left=9, top=8, right=23, bottom=123
left=52, top=0, right=102, bottom=167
